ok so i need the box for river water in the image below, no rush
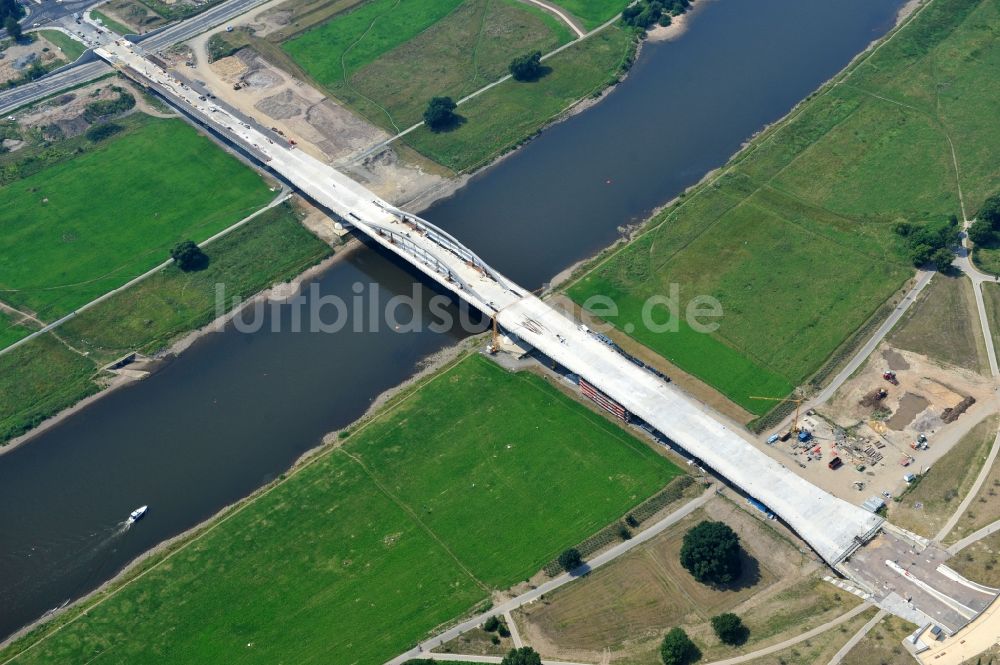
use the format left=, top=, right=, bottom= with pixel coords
left=0, top=0, right=905, bottom=641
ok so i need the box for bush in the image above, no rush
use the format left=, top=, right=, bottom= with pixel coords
left=980, top=193, right=1000, bottom=230
left=82, top=91, right=136, bottom=123
left=85, top=122, right=123, bottom=142
left=618, top=523, right=633, bottom=540
left=170, top=240, right=209, bottom=271
left=483, top=615, right=500, bottom=632
left=660, top=627, right=700, bottom=665
left=509, top=51, right=543, bottom=81
left=423, top=96, right=459, bottom=132
left=501, top=647, right=542, bottom=665
left=497, top=621, right=511, bottom=638
left=679, top=520, right=742, bottom=586
left=711, top=613, right=748, bottom=646
left=558, top=547, right=583, bottom=572
left=930, top=247, right=954, bottom=271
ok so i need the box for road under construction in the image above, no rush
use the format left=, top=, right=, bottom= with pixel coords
left=94, top=38, right=999, bottom=638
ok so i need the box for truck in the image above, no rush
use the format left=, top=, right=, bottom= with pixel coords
left=746, top=497, right=776, bottom=520
left=828, top=456, right=843, bottom=470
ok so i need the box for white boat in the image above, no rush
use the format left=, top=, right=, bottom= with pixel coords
left=126, top=505, right=148, bottom=524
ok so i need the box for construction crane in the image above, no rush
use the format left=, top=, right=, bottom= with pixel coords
left=750, top=394, right=806, bottom=439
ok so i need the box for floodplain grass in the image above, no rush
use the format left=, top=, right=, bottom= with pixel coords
left=889, top=273, right=988, bottom=374
left=567, top=0, right=1000, bottom=415
left=0, top=333, right=99, bottom=444
left=0, top=113, right=275, bottom=321
left=889, top=415, right=998, bottom=539
left=545, top=0, right=627, bottom=30
left=982, top=282, right=1000, bottom=363
left=404, top=24, right=633, bottom=172
left=0, top=354, right=682, bottom=664
left=35, top=30, right=86, bottom=62
left=58, top=202, right=332, bottom=365
left=340, top=0, right=574, bottom=129
left=282, top=0, right=465, bottom=83
left=282, top=0, right=575, bottom=131
left=0, top=310, right=33, bottom=350
left=951, top=531, right=1000, bottom=588
left=0, top=202, right=330, bottom=445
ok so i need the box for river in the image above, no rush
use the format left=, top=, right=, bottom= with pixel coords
left=0, top=0, right=906, bottom=641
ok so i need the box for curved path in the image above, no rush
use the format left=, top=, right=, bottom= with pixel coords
left=516, top=0, right=586, bottom=37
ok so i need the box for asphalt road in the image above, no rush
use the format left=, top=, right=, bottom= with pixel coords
left=0, top=0, right=266, bottom=115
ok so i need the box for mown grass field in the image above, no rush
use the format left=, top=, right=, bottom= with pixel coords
left=568, top=0, right=1000, bottom=415
left=0, top=355, right=681, bottom=664
left=0, top=114, right=274, bottom=321
left=889, top=273, right=988, bottom=373
left=405, top=24, right=633, bottom=171
left=547, top=0, right=627, bottom=29
left=282, top=0, right=574, bottom=131
left=0, top=203, right=330, bottom=445
left=36, top=30, right=86, bottom=62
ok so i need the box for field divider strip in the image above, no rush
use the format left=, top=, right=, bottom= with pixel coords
left=0, top=189, right=291, bottom=359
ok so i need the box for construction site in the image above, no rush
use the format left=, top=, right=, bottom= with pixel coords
left=747, top=344, right=996, bottom=509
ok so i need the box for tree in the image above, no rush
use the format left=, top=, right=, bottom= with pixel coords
left=909, top=242, right=935, bottom=267
left=660, top=628, right=700, bottom=665
left=980, top=193, right=1000, bottom=230
left=501, top=647, right=542, bottom=665
left=423, top=96, right=458, bottom=132
left=4, top=15, right=21, bottom=42
left=679, top=520, right=742, bottom=586
left=930, top=247, right=954, bottom=271
left=509, top=51, right=543, bottom=81
left=558, top=547, right=582, bottom=572
left=170, top=240, right=208, bottom=271
left=968, top=220, right=996, bottom=245
left=711, top=613, right=748, bottom=646
left=483, top=615, right=500, bottom=632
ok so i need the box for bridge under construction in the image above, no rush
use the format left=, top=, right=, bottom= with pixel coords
left=94, top=39, right=1000, bottom=636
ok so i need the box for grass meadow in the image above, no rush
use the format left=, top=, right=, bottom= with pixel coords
left=0, top=203, right=331, bottom=445
left=0, top=114, right=274, bottom=321
left=404, top=24, right=633, bottom=172
left=546, top=0, right=628, bottom=29
left=568, top=0, right=999, bottom=415
left=0, top=354, right=681, bottom=664
left=283, top=0, right=575, bottom=131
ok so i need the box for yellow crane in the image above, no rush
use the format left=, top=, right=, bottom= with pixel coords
left=750, top=394, right=806, bottom=439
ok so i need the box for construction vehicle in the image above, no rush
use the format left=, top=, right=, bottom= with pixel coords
left=828, top=456, right=843, bottom=470
left=750, top=393, right=806, bottom=440
left=883, top=371, right=899, bottom=385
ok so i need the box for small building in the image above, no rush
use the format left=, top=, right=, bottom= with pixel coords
left=862, top=496, right=885, bottom=514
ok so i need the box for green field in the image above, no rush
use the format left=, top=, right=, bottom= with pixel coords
left=90, top=10, right=134, bottom=35
left=0, top=203, right=330, bottom=445
left=567, top=0, right=1000, bottom=415
left=282, top=0, right=574, bottom=131
left=282, top=0, right=465, bottom=82
left=405, top=24, right=633, bottom=171
left=547, top=0, right=628, bottom=29
left=0, top=310, right=34, bottom=349
left=0, top=355, right=681, bottom=663
left=0, top=114, right=274, bottom=321
left=36, top=30, right=86, bottom=61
